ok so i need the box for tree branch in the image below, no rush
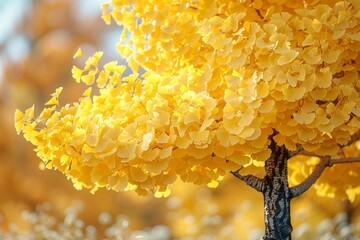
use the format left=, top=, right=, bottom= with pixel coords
left=231, top=168, right=265, bottom=193
left=289, top=145, right=319, bottom=158
left=290, top=157, right=360, bottom=198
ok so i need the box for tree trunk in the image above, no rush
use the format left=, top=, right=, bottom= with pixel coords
left=232, top=136, right=360, bottom=239
left=262, top=143, right=292, bottom=240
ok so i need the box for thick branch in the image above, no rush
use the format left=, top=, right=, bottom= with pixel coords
left=231, top=169, right=265, bottom=193
left=290, top=157, right=360, bottom=198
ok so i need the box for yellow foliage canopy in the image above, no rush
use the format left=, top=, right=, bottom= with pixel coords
left=16, top=0, right=360, bottom=197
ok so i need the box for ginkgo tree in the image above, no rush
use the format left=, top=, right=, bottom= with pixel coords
left=15, top=0, right=360, bottom=239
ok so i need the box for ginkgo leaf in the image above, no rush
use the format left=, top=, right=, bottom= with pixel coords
left=72, top=66, right=83, bottom=83
left=283, top=87, right=306, bottom=102
left=159, top=146, right=173, bottom=159
left=228, top=151, right=251, bottom=165
left=97, top=71, right=108, bottom=88
left=277, top=49, right=298, bottom=65
left=142, top=148, right=160, bottom=161
left=14, top=109, right=25, bottom=134
left=45, top=96, right=59, bottom=106
left=189, top=130, right=209, bottom=144
left=101, top=3, right=112, bottom=25
left=73, top=48, right=83, bottom=59
left=293, top=112, right=316, bottom=125
left=184, top=109, right=200, bottom=125
left=154, top=188, right=171, bottom=198
left=86, top=135, right=99, bottom=147
left=157, top=132, right=169, bottom=144
left=207, top=179, right=219, bottom=188
left=117, top=141, right=137, bottom=160
left=141, top=133, right=153, bottom=151
left=81, top=74, right=95, bottom=85
left=143, top=159, right=169, bottom=175
left=130, top=167, right=147, bottom=182
left=175, top=136, right=191, bottom=149
left=110, top=175, right=129, bottom=192
left=91, top=164, right=109, bottom=183
left=82, top=87, right=92, bottom=97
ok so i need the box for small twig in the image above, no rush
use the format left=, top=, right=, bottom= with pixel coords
left=231, top=168, right=265, bottom=193
left=289, top=145, right=319, bottom=158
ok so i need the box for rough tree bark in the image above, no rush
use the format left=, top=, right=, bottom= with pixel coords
left=262, top=143, right=292, bottom=240
left=232, top=140, right=293, bottom=240
left=231, top=131, right=360, bottom=240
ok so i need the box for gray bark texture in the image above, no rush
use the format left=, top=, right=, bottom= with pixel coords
left=231, top=134, right=360, bottom=239
left=262, top=143, right=292, bottom=240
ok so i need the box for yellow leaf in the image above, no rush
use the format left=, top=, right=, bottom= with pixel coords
left=277, top=49, right=298, bottom=65
left=200, top=0, right=217, bottom=18
left=73, top=182, right=84, bottom=190
left=130, top=167, right=147, bottom=182
left=207, top=179, right=219, bottom=188
left=94, top=138, right=114, bottom=153
left=141, top=133, right=153, bottom=151
left=97, top=71, right=108, bottom=88
left=142, top=148, right=159, bottom=161
left=154, top=188, right=171, bottom=198
left=228, top=151, right=251, bottom=165
left=144, top=159, right=169, bottom=175
left=82, top=87, right=92, bottom=97
left=312, top=19, right=322, bottom=32
left=86, top=134, right=99, bottom=147
left=283, top=87, right=306, bottom=102
left=60, top=155, right=70, bottom=166
left=293, top=112, right=316, bottom=124
left=91, top=164, right=109, bottom=183
left=175, top=136, right=191, bottom=149
left=14, top=109, right=24, bottom=122
left=117, top=141, right=137, bottom=160
left=216, top=126, right=231, bottom=147
left=72, top=66, right=83, bottom=83
left=298, top=129, right=317, bottom=141
left=22, top=105, right=35, bottom=122
left=73, top=48, right=83, bottom=59
left=110, top=175, right=129, bottom=192
left=45, top=96, right=58, bottom=106
left=346, top=186, right=360, bottom=202
left=14, top=109, right=25, bottom=134
left=38, top=106, right=56, bottom=121
left=259, top=99, right=275, bottom=113
left=157, top=132, right=169, bottom=144
left=184, top=109, right=200, bottom=125
left=81, top=74, right=95, bottom=85
left=159, top=146, right=172, bottom=159
left=189, top=130, right=209, bottom=144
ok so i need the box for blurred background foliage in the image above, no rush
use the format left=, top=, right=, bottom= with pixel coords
left=0, top=0, right=359, bottom=239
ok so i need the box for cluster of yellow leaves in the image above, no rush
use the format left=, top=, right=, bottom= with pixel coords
left=15, top=51, right=239, bottom=196
left=103, top=0, right=360, bottom=156
left=15, top=0, right=360, bottom=196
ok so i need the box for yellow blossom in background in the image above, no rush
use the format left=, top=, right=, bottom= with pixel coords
left=16, top=0, right=360, bottom=199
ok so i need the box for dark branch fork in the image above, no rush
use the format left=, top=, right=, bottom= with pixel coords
left=231, top=154, right=360, bottom=197
left=230, top=133, right=360, bottom=240
left=231, top=129, right=360, bottom=197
